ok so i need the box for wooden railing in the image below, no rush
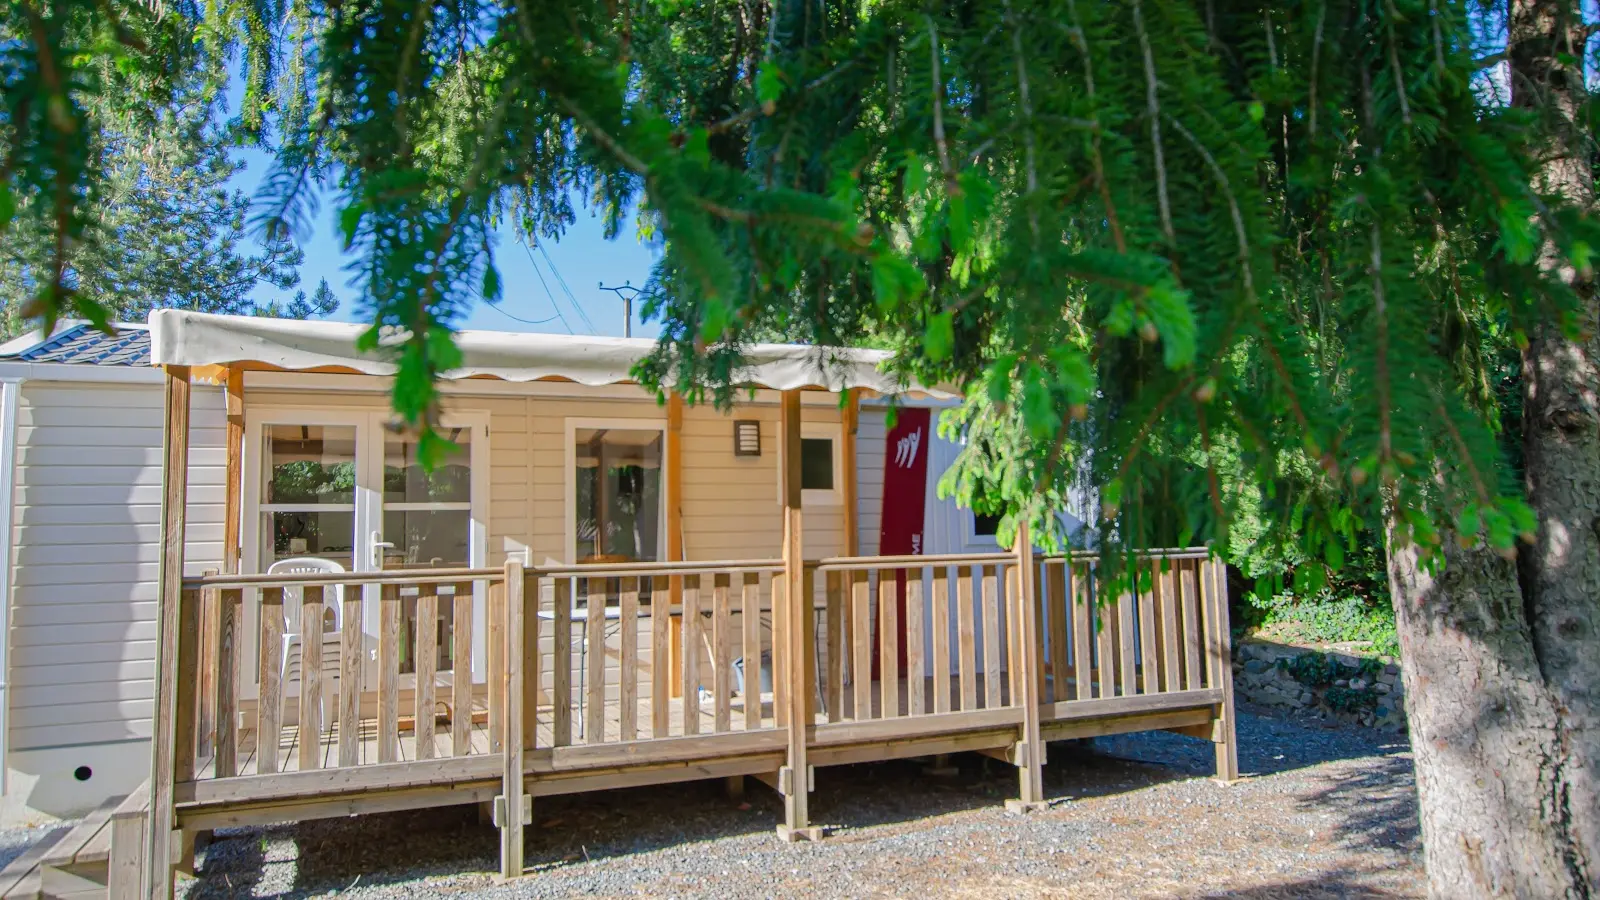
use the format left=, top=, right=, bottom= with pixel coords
left=181, top=565, right=517, bottom=783
left=814, top=553, right=1018, bottom=727
left=176, top=551, right=1227, bottom=784
left=1032, top=551, right=1214, bottom=704
left=531, top=560, right=786, bottom=749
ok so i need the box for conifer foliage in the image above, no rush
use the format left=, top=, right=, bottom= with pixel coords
left=7, top=0, right=1600, bottom=891
left=5, top=0, right=1585, bottom=553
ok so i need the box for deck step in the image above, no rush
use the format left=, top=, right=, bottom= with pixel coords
left=0, top=826, right=72, bottom=900
left=39, top=794, right=124, bottom=874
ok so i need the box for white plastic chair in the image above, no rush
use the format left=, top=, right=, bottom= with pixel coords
left=267, top=557, right=345, bottom=731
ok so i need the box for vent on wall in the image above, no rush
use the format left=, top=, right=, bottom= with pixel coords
left=733, top=420, right=761, bottom=457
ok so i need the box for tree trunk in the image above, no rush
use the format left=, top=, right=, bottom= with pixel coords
left=1388, top=536, right=1590, bottom=897
left=1512, top=1, right=1600, bottom=888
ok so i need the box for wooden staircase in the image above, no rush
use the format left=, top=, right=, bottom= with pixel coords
left=0, top=784, right=148, bottom=900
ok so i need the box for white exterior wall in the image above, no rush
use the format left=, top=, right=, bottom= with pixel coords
left=4, top=378, right=225, bottom=823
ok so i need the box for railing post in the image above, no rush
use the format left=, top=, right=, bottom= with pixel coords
left=1007, top=524, right=1048, bottom=812
left=1204, top=558, right=1239, bottom=782
left=146, top=364, right=190, bottom=900
left=498, top=560, right=528, bottom=878
left=777, top=390, right=822, bottom=841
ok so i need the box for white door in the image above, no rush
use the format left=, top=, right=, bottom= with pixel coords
left=242, top=408, right=489, bottom=688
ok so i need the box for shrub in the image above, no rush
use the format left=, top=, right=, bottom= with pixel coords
left=1249, top=590, right=1400, bottom=658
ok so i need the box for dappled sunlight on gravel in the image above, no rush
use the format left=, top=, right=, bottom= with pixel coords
left=176, top=708, right=1421, bottom=899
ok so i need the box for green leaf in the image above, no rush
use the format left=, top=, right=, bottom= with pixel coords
left=1247, top=101, right=1266, bottom=123
left=428, top=329, right=464, bottom=373
left=0, top=183, right=13, bottom=232
left=755, top=64, right=784, bottom=106
left=1021, top=364, right=1058, bottom=440
left=683, top=127, right=711, bottom=166
left=924, top=310, right=954, bottom=362
left=700, top=299, right=730, bottom=343
left=1103, top=478, right=1124, bottom=510
left=904, top=152, right=930, bottom=199
left=339, top=203, right=365, bottom=250
left=947, top=192, right=971, bottom=254
left=481, top=264, right=502, bottom=304
left=1324, top=538, right=1344, bottom=571
left=1456, top=505, right=1480, bottom=539
left=986, top=354, right=1017, bottom=406
left=1144, top=281, right=1198, bottom=368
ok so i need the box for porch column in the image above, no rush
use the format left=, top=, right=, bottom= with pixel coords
left=777, top=389, right=822, bottom=841
left=199, top=368, right=244, bottom=762
left=223, top=368, right=244, bottom=574
left=145, top=365, right=192, bottom=900
left=1007, top=522, right=1048, bottom=812
left=666, top=393, right=685, bottom=698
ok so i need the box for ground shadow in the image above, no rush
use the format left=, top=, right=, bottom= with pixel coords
left=1188, top=872, right=1410, bottom=899
left=1297, top=752, right=1419, bottom=855
left=183, top=708, right=1416, bottom=897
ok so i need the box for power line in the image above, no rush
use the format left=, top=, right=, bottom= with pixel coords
left=522, top=242, right=575, bottom=334
left=537, top=242, right=596, bottom=333
left=485, top=301, right=562, bottom=328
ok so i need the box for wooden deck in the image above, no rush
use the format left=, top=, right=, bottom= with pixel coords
left=151, top=550, right=1237, bottom=897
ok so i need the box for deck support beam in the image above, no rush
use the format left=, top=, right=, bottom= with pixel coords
left=1007, top=523, right=1048, bottom=812
left=499, top=559, right=528, bottom=878
left=1204, top=559, right=1240, bottom=783
left=145, top=365, right=191, bottom=900
left=776, top=390, right=824, bottom=842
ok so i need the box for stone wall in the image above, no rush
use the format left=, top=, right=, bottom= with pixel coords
left=1232, top=641, right=1407, bottom=731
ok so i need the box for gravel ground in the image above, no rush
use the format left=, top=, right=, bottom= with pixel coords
left=0, top=822, right=70, bottom=872
left=176, top=704, right=1418, bottom=899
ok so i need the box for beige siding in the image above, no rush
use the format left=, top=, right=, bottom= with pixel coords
left=240, top=385, right=841, bottom=565
left=8, top=380, right=225, bottom=751
left=7, top=379, right=845, bottom=754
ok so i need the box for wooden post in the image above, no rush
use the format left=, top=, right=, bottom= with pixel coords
left=223, top=370, right=244, bottom=573
left=666, top=393, right=685, bottom=698
left=840, top=389, right=860, bottom=557
left=777, top=390, right=822, bottom=841
left=1205, top=558, right=1240, bottom=782
left=145, top=365, right=190, bottom=900
left=499, top=560, right=527, bottom=879
left=199, top=370, right=243, bottom=764
left=1006, top=523, right=1048, bottom=813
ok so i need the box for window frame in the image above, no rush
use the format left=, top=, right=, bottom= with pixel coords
left=240, top=405, right=491, bottom=696
left=563, top=417, right=670, bottom=565
left=778, top=421, right=844, bottom=507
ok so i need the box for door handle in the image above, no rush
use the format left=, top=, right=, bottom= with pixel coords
left=371, top=531, right=395, bottom=568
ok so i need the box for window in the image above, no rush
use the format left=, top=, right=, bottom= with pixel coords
left=801, top=438, right=834, bottom=490
left=973, top=511, right=1002, bottom=537
left=382, top=429, right=472, bottom=568
left=785, top=422, right=844, bottom=506
left=574, top=427, right=663, bottom=563
left=261, top=424, right=358, bottom=569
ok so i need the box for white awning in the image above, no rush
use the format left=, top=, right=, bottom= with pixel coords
left=148, top=309, right=955, bottom=398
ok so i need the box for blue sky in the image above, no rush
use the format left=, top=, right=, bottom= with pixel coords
left=229, top=147, right=663, bottom=339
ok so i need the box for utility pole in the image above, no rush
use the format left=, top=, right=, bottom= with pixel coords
left=598, top=281, right=645, bottom=338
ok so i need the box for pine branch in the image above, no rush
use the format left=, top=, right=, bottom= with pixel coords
left=1131, top=0, right=1175, bottom=250
left=1062, top=1, right=1126, bottom=253
left=1164, top=114, right=1255, bottom=302
left=1003, top=0, right=1039, bottom=241
left=926, top=15, right=957, bottom=192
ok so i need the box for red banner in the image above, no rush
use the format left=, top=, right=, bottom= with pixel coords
left=875, top=407, right=931, bottom=677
